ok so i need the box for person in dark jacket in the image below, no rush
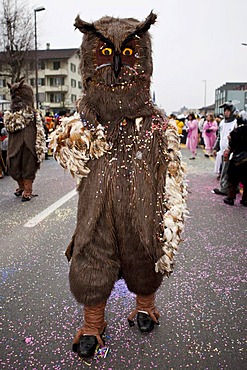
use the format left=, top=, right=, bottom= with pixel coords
left=223, top=110, right=247, bottom=206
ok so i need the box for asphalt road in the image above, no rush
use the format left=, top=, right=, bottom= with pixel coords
left=0, top=146, right=246, bottom=370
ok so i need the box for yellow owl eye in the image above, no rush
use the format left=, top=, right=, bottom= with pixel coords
left=122, top=48, right=133, bottom=56
left=101, top=48, right=113, bottom=56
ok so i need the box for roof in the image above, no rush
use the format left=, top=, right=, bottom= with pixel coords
left=29, top=48, right=80, bottom=60
left=0, top=48, right=80, bottom=62
left=216, top=82, right=247, bottom=91
left=198, top=103, right=215, bottom=111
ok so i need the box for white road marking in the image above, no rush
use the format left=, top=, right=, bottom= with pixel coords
left=24, top=188, right=77, bottom=228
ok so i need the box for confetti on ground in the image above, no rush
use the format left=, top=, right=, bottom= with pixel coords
left=1, top=149, right=246, bottom=369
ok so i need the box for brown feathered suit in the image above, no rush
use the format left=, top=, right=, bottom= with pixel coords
left=52, top=12, right=187, bottom=350
left=5, top=79, right=45, bottom=200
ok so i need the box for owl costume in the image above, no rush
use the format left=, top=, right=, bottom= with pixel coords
left=51, top=12, right=187, bottom=358
left=5, top=79, right=45, bottom=201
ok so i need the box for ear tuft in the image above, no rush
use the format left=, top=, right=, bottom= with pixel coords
left=122, top=11, right=157, bottom=47
left=136, top=11, right=157, bottom=34
left=74, top=15, right=96, bottom=34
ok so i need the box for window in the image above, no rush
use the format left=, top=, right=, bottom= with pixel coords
left=39, top=60, right=46, bottom=70
left=29, top=61, right=35, bottom=70
left=71, top=79, right=76, bottom=88
left=0, top=79, right=6, bottom=87
left=78, top=81, right=82, bottom=89
left=50, top=77, right=64, bottom=86
left=71, top=94, right=77, bottom=103
left=70, top=63, right=76, bottom=72
left=30, top=78, right=45, bottom=86
left=53, top=61, right=60, bottom=70
left=38, top=78, right=45, bottom=86
left=49, top=93, right=63, bottom=103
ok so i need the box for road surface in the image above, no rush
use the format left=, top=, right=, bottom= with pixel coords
left=1, top=146, right=246, bottom=369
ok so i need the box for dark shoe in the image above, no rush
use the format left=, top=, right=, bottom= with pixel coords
left=213, top=188, right=227, bottom=196
left=73, top=335, right=98, bottom=358
left=204, top=154, right=209, bottom=158
left=21, top=196, right=32, bottom=202
left=137, top=312, right=155, bottom=333
left=21, top=193, right=38, bottom=201
left=240, top=199, right=247, bottom=207
left=189, top=157, right=195, bottom=160
left=223, top=197, right=234, bottom=206
left=14, top=190, right=23, bottom=197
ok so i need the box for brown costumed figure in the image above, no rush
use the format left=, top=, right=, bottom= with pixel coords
left=51, top=12, right=187, bottom=358
left=5, top=79, right=46, bottom=201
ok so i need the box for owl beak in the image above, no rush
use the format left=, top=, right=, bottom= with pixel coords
left=113, top=53, right=122, bottom=78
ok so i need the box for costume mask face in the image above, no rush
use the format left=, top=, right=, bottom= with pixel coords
left=7, top=79, right=34, bottom=112
left=75, top=12, right=157, bottom=121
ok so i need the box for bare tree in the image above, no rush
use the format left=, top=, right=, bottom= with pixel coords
left=0, top=0, right=34, bottom=82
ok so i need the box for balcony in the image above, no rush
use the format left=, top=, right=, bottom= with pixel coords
left=44, top=68, right=68, bottom=76
left=42, top=101, right=75, bottom=110
left=45, top=85, right=69, bottom=93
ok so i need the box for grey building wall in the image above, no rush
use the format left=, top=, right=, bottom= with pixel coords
left=215, top=82, right=247, bottom=114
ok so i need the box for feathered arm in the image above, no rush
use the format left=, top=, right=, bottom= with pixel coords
left=50, top=113, right=111, bottom=183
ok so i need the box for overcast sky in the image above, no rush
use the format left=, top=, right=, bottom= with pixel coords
left=28, top=0, right=247, bottom=114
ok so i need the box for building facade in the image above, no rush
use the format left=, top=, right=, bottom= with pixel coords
left=215, top=82, right=247, bottom=114
left=0, top=47, right=82, bottom=114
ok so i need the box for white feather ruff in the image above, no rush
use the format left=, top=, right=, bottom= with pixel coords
left=35, top=112, right=46, bottom=164
left=155, top=119, right=188, bottom=275
left=4, top=109, right=34, bottom=132
left=4, top=109, right=46, bottom=164
left=50, top=113, right=111, bottom=181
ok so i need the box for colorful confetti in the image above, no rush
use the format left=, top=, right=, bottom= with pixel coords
left=1, top=147, right=246, bottom=368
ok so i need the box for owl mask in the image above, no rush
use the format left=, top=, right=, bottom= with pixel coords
left=7, top=78, right=34, bottom=112
left=75, top=12, right=157, bottom=123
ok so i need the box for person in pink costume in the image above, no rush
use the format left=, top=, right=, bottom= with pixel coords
left=203, top=113, right=218, bottom=157
left=186, top=112, right=198, bottom=159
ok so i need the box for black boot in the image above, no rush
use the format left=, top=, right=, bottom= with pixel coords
left=213, top=188, right=227, bottom=195
left=14, top=189, right=23, bottom=197
left=73, top=335, right=99, bottom=358
left=21, top=196, right=32, bottom=202
left=240, top=199, right=247, bottom=207
left=137, top=312, right=155, bottom=332
left=223, top=197, right=234, bottom=206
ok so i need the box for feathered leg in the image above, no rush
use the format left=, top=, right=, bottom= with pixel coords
left=128, top=293, right=160, bottom=332
left=72, top=301, right=107, bottom=358
left=22, top=179, right=33, bottom=201
left=14, top=178, right=24, bottom=196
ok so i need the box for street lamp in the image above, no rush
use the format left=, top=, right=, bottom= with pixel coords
left=202, top=80, right=207, bottom=113
left=34, top=6, right=45, bottom=109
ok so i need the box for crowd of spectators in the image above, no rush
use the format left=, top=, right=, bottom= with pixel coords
left=169, top=103, right=247, bottom=207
